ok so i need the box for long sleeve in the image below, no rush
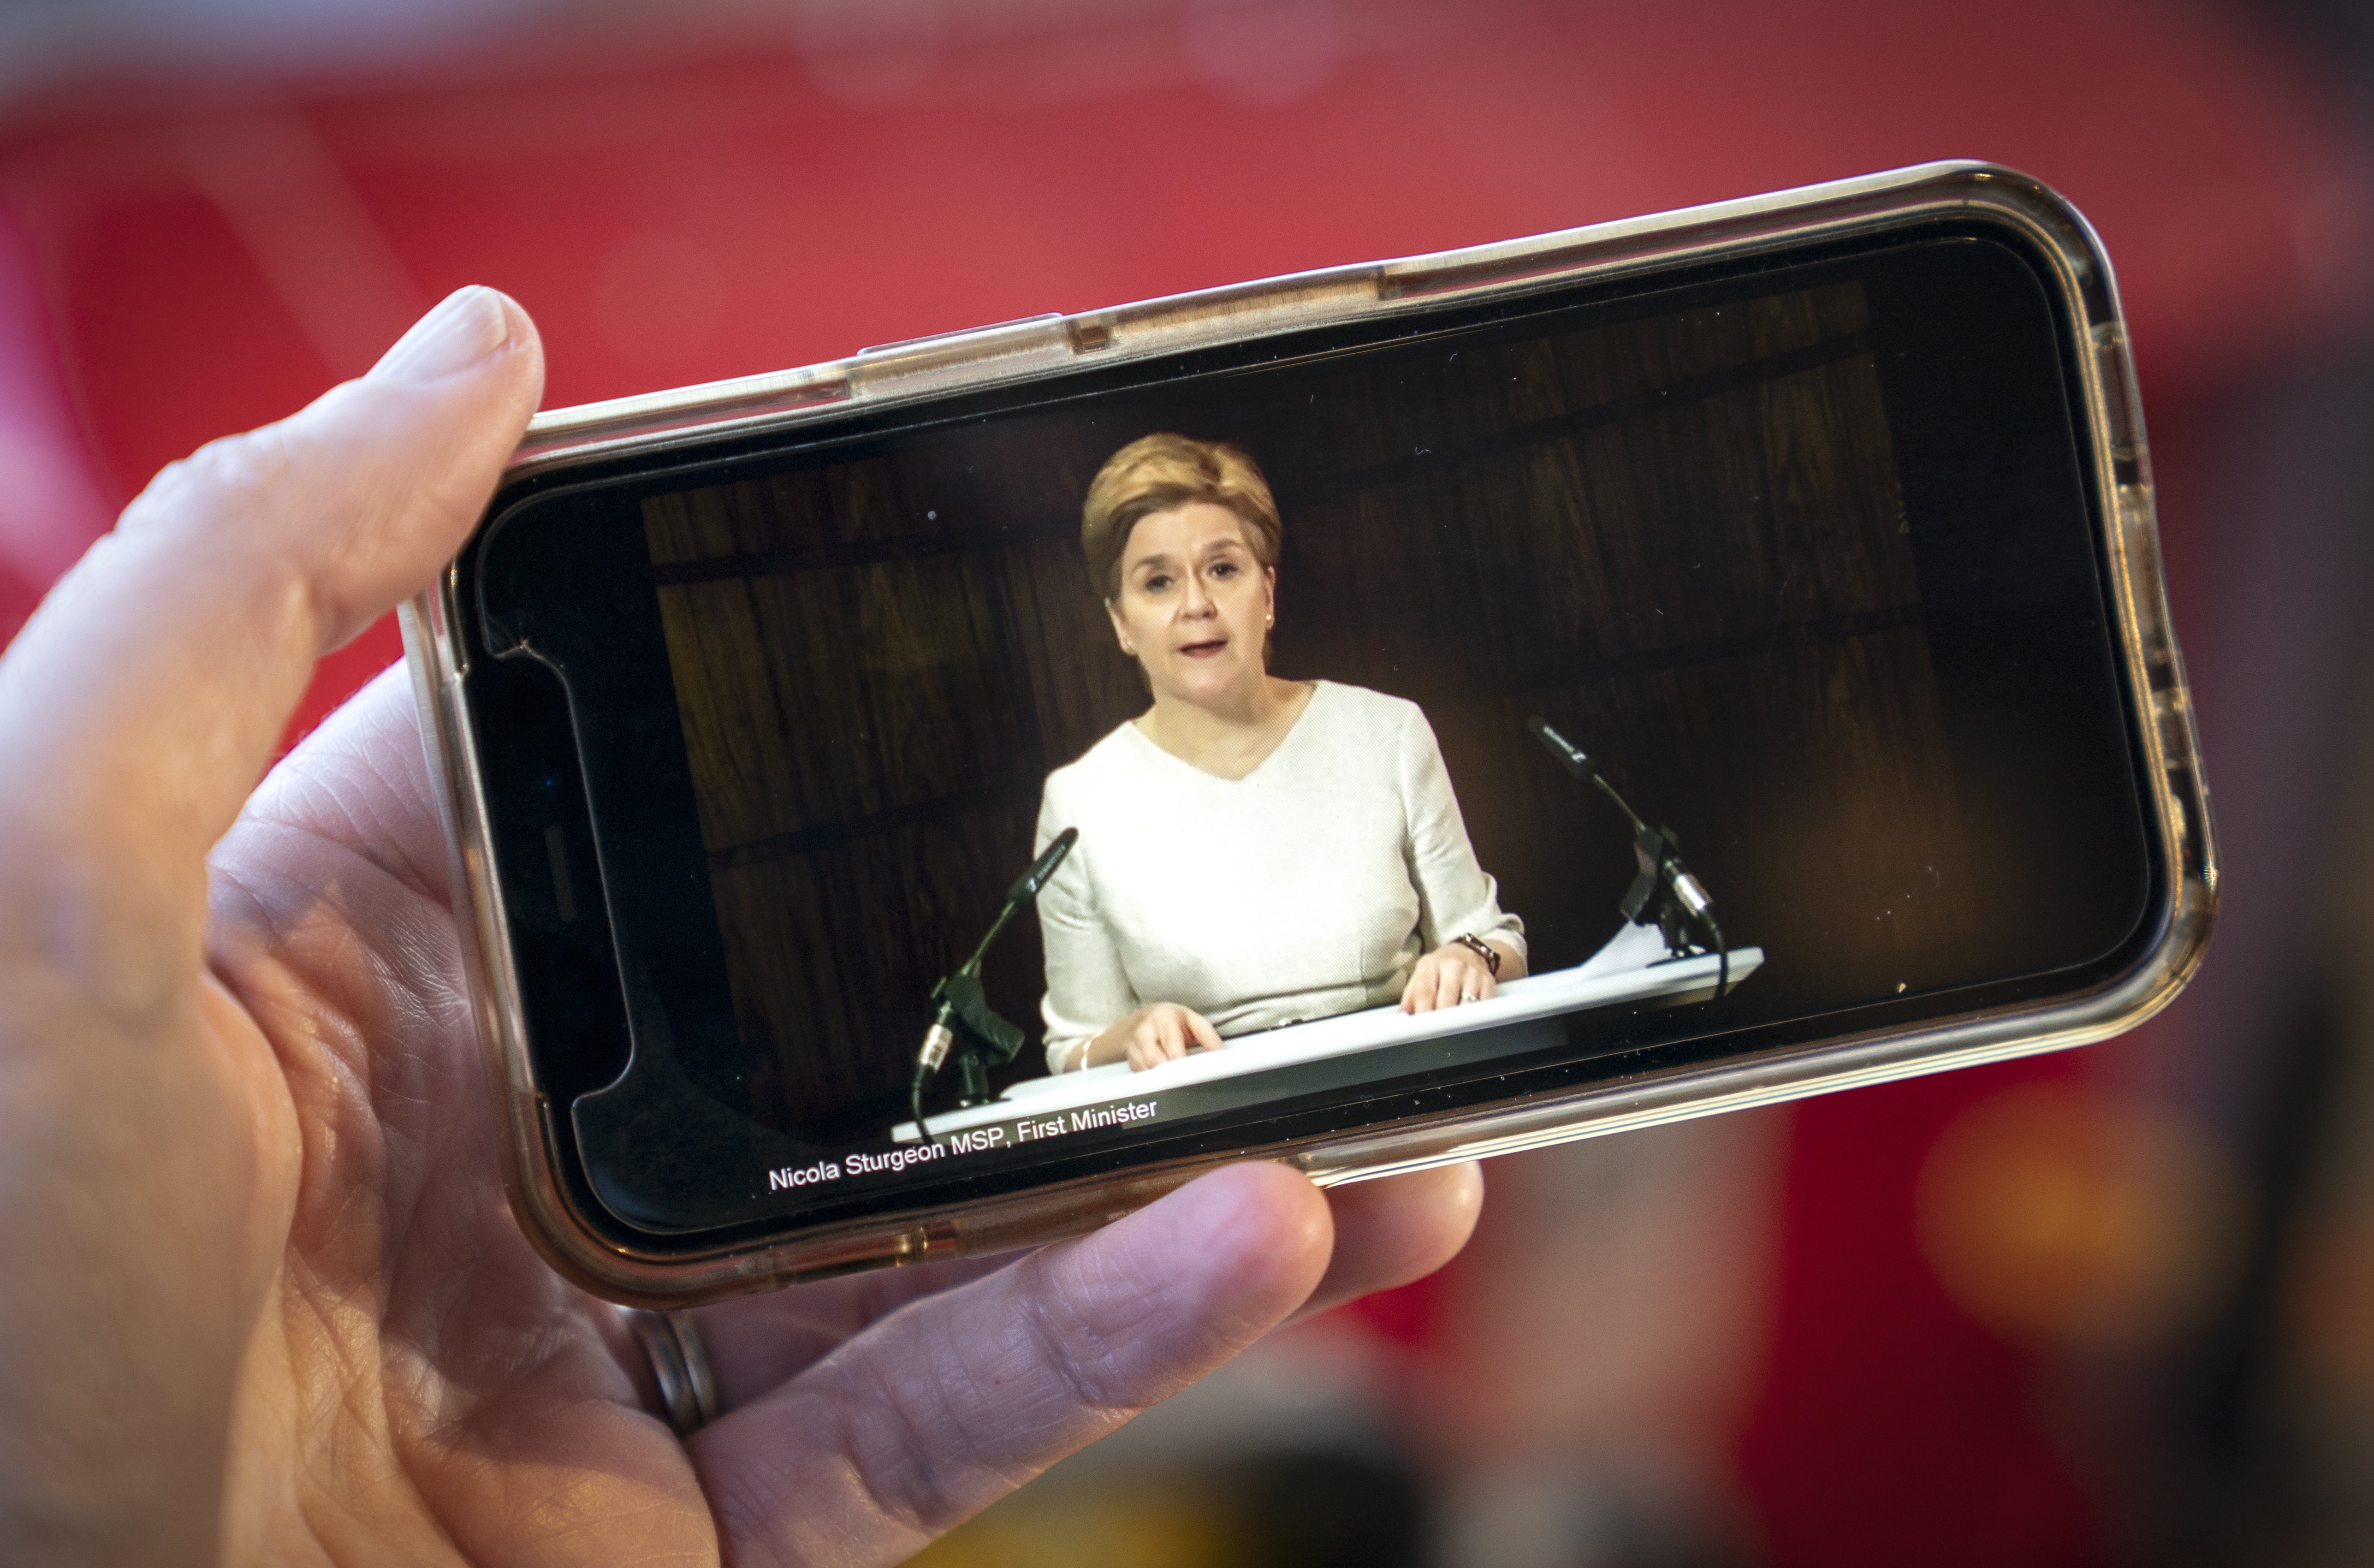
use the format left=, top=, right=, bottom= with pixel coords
left=1398, top=707, right=1527, bottom=961
left=1027, top=684, right=1525, bottom=1073
left=1034, top=778, right=1137, bottom=1073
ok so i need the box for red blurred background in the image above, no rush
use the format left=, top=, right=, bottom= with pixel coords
left=6, top=2, right=2372, bottom=1562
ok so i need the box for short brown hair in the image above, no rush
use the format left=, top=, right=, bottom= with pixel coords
left=1081, top=434, right=1281, bottom=600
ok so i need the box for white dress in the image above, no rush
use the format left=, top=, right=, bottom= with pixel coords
left=1033, top=681, right=1525, bottom=1072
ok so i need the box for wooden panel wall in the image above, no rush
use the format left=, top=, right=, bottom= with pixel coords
left=648, top=280, right=1978, bottom=1136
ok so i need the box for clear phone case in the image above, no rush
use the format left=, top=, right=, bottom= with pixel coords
left=403, top=161, right=2214, bottom=1307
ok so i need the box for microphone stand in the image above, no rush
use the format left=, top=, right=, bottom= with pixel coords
left=911, top=828, right=1078, bottom=1141
left=1527, top=719, right=1729, bottom=1000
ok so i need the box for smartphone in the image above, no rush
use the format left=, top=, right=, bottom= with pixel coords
left=405, top=161, right=2214, bottom=1307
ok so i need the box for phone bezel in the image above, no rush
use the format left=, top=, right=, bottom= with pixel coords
left=404, top=160, right=2213, bottom=1307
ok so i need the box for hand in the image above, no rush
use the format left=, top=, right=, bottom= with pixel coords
left=0, top=288, right=1486, bottom=1566
left=1089, top=1000, right=1226, bottom=1071
left=1400, top=939, right=1508, bottom=1013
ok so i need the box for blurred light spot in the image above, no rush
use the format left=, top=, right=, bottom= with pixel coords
left=794, top=0, right=946, bottom=104
left=909, top=1477, right=1240, bottom=1567
left=0, top=221, right=115, bottom=588
left=1182, top=0, right=1345, bottom=106
left=0, top=422, right=107, bottom=584
left=1917, top=1082, right=2245, bottom=1352
left=593, top=230, right=726, bottom=374
left=2286, top=1214, right=2374, bottom=1400
left=2292, top=164, right=2374, bottom=328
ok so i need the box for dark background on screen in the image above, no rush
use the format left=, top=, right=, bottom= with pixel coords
left=631, top=242, right=2146, bottom=1142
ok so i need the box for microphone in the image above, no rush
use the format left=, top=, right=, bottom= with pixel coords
left=1530, top=718, right=1646, bottom=836
left=1007, top=827, right=1079, bottom=905
left=1528, top=716, right=1599, bottom=785
left=1527, top=717, right=1728, bottom=998
left=913, top=828, right=1079, bottom=1137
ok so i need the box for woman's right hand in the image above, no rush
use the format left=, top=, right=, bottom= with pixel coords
left=1087, top=1003, right=1225, bottom=1071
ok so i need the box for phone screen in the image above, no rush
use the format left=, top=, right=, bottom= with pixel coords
left=463, top=231, right=2154, bottom=1241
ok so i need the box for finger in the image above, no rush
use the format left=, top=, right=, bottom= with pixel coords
left=698, top=1253, right=1024, bottom=1409
left=1436, top=960, right=1466, bottom=1010
left=1291, top=1161, right=1485, bottom=1322
left=693, top=1162, right=1335, bottom=1563
left=702, top=1160, right=1490, bottom=1405
left=219, top=664, right=451, bottom=908
left=1186, top=1010, right=1223, bottom=1053
left=1153, top=1012, right=1187, bottom=1062
left=1130, top=1020, right=1165, bottom=1070
left=0, top=287, right=540, bottom=985
left=1408, top=960, right=1438, bottom=1014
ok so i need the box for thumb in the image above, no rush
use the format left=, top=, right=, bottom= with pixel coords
left=0, top=286, right=541, bottom=994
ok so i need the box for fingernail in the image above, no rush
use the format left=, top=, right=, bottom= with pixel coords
left=371, top=286, right=511, bottom=383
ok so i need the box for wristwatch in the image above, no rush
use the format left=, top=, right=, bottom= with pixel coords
left=1451, top=933, right=1501, bottom=976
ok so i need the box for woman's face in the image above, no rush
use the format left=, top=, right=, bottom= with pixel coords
left=1107, top=501, right=1276, bottom=709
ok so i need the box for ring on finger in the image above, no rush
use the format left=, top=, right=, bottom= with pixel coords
left=621, top=1307, right=720, bottom=1437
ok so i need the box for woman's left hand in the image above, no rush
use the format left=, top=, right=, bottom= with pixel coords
left=1401, top=941, right=1501, bottom=1013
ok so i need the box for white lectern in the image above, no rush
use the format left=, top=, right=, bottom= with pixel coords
left=891, top=946, right=1761, bottom=1146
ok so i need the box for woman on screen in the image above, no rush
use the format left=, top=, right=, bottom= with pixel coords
left=1036, top=434, right=1526, bottom=1075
